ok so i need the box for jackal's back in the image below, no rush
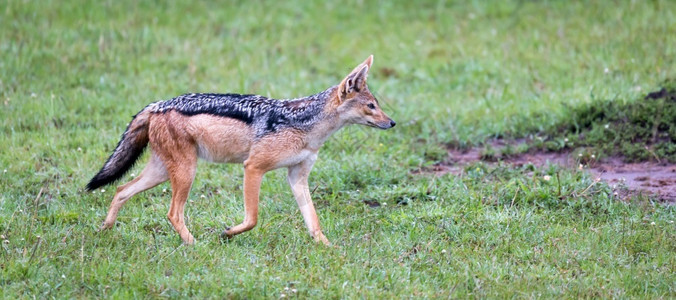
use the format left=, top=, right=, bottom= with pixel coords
left=152, top=89, right=336, bottom=137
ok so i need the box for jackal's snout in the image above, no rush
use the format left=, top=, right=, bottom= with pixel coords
left=370, top=113, right=396, bottom=129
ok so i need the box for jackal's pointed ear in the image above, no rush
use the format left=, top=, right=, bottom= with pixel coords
left=362, top=54, right=373, bottom=69
left=338, top=55, right=373, bottom=101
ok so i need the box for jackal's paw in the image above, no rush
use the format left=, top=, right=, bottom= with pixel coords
left=98, top=222, right=113, bottom=232
left=314, top=233, right=331, bottom=246
left=220, top=227, right=234, bottom=241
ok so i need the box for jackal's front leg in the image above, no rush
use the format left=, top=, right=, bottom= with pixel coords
left=222, top=164, right=264, bottom=239
left=287, top=155, right=330, bottom=245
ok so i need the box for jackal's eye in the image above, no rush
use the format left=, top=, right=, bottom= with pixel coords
left=367, top=103, right=376, bottom=110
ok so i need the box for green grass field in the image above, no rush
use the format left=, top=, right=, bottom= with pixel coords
left=1, top=0, right=675, bottom=298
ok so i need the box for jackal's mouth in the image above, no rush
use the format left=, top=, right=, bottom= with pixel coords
left=366, top=121, right=393, bottom=130
left=366, top=121, right=379, bottom=128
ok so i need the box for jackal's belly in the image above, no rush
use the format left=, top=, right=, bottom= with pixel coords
left=187, top=115, right=254, bottom=163
left=196, top=141, right=250, bottom=163
left=272, top=149, right=315, bottom=168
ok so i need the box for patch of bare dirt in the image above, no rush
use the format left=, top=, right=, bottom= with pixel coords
left=416, top=140, right=676, bottom=203
left=590, top=158, right=676, bottom=202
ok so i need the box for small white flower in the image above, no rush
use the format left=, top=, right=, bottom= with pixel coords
left=130, top=173, right=135, bottom=178
left=77, top=147, right=82, bottom=152
left=604, top=124, right=610, bottom=129
left=669, top=220, right=674, bottom=224
left=543, top=175, right=552, bottom=181
left=578, top=164, right=584, bottom=170
left=441, top=249, right=447, bottom=254
left=162, top=188, right=167, bottom=193
left=564, top=138, right=569, bottom=142
left=0, top=235, right=4, bottom=239
left=100, top=189, right=105, bottom=193
left=31, top=92, right=37, bottom=97
left=200, top=194, right=206, bottom=199
left=3, top=169, right=6, bottom=173
left=650, top=222, right=656, bottom=225
left=280, top=293, right=286, bottom=298
left=591, top=154, right=595, bottom=159
left=61, top=274, right=66, bottom=279
left=578, top=153, right=583, bottom=157
left=382, top=202, right=387, bottom=206
left=2, top=240, right=8, bottom=244
left=291, top=288, right=297, bottom=293
left=604, top=67, right=609, bottom=74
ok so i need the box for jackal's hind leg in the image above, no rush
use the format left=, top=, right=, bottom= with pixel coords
left=166, top=156, right=198, bottom=245
left=101, top=153, right=168, bottom=230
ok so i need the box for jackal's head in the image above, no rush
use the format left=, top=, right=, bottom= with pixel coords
left=335, top=55, right=396, bottom=130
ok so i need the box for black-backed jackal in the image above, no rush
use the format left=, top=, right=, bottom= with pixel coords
left=87, top=55, right=395, bottom=245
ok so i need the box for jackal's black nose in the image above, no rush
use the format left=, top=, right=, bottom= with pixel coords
left=390, top=120, right=396, bottom=128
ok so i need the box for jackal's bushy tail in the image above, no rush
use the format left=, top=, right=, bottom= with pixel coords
left=86, top=108, right=151, bottom=191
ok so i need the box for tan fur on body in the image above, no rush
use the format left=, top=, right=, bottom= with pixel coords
left=93, top=55, right=395, bottom=245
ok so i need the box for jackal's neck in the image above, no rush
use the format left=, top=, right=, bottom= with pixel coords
left=302, top=85, right=351, bottom=149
